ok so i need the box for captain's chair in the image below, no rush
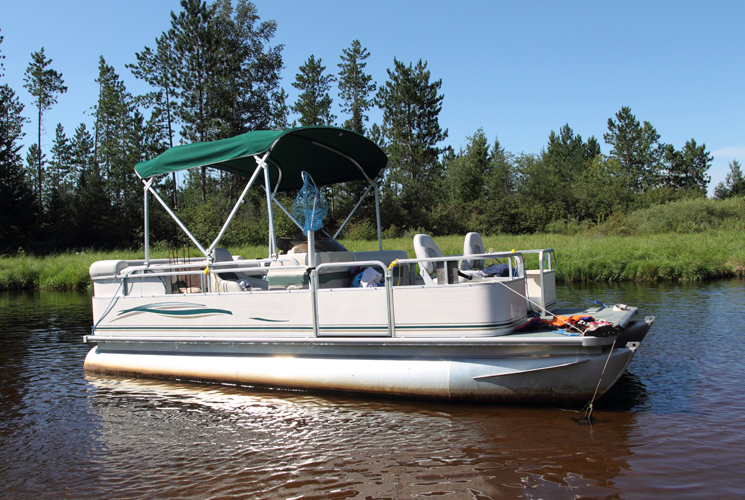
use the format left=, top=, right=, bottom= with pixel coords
left=460, top=232, right=486, bottom=271
left=414, top=234, right=482, bottom=285
left=210, top=247, right=268, bottom=291
left=413, top=234, right=442, bottom=285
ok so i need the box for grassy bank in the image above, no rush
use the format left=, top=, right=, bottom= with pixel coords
left=342, top=231, right=744, bottom=283
left=1, top=229, right=743, bottom=291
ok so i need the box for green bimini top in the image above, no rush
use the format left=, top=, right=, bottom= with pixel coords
left=134, top=126, right=387, bottom=192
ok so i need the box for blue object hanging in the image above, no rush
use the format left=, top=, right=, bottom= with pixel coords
left=291, top=171, right=328, bottom=232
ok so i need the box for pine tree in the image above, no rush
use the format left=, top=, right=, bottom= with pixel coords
left=291, top=55, right=336, bottom=126
left=447, top=128, right=490, bottom=205
left=171, top=0, right=216, bottom=202
left=128, top=30, right=180, bottom=208
left=541, top=124, right=602, bottom=219
left=129, top=31, right=179, bottom=149
left=271, top=88, right=289, bottom=130
left=72, top=123, right=114, bottom=248
left=377, top=58, right=447, bottom=229
left=714, top=160, right=745, bottom=199
left=93, top=57, right=148, bottom=246
left=337, top=40, right=376, bottom=135
left=171, top=0, right=216, bottom=143
left=0, top=36, right=36, bottom=249
left=604, top=106, right=663, bottom=206
left=545, top=124, right=599, bottom=182
left=49, top=123, right=73, bottom=188
left=487, top=136, right=515, bottom=200
left=662, top=139, right=711, bottom=193
left=23, top=47, right=67, bottom=211
left=94, top=57, right=135, bottom=201
left=211, top=0, right=284, bottom=134
left=43, top=123, right=76, bottom=249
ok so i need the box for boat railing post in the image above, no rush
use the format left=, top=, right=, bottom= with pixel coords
left=385, top=267, right=396, bottom=337
left=374, top=181, right=383, bottom=251
left=538, top=250, right=546, bottom=314
left=309, top=268, right=319, bottom=337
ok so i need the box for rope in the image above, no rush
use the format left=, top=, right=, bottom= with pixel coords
left=552, top=252, right=606, bottom=308
left=580, top=338, right=618, bottom=422
left=387, top=259, right=402, bottom=286
left=493, top=279, right=585, bottom=336
left=91, top=277, right=125, bottom=335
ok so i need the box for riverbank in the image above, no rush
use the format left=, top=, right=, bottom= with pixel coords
left=1, top=230, right=743, bottom=291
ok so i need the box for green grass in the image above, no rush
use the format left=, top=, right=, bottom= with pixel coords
left=1, top=229, right=743, bottom=291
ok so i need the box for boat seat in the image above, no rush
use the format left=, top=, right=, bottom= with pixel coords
left=210, top=247, right=268, bottom=291
left=413, top=234, right=442, bottom=281
left=460, top=232, right=486, bottom=271
left=414, top=234, right=480, bottom=285
left=266, top=250, right=356, bottom=290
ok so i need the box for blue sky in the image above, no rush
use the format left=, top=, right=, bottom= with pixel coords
left=2, top=0, right=743, bottom=195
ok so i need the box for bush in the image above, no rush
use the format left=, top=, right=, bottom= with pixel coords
left=343, top=219, right=378, bottom=241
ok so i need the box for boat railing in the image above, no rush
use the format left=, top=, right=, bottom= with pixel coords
left=394, top=251, right=526, bottom=283
left=92, top=256, right=301, bottom=296
left=312, top=252, right=524, bottom=338
left=313, top=260, right=394, bottom=337
left=514, top=249, right=555, bottom=314
left=517, top=248, right=554, bottom=272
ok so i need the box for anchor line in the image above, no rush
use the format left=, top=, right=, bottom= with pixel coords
left=581, top=337, right=618, bottom=422
left=494, top=278, right=621, bottom=421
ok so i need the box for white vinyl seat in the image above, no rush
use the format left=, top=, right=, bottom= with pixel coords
left=461, top=232, right=486, bottom=271
left=413, top=234, right=442, bottom=285
left=210, top=247, right=268, bottom=291
left=414, top=234, right=480, bottom=285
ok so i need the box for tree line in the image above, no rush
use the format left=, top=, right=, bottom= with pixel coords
left=1, top=0, right=742, bottom=254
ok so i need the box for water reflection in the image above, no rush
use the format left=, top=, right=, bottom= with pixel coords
left=595, top=371, right=650, bottom=412
left=2, top=282, right=745, bottom=498
left=83, top=375, right=639, bottom=499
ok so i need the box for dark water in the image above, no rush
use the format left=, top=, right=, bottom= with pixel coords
left=1, top=281, right=745, bottom=499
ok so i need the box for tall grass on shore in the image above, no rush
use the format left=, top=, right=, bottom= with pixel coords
left=2, top=229, right=741, bottom=291
left=0, top=250, right=151, bottom=291
left=338, top=231, right=745, bottom=283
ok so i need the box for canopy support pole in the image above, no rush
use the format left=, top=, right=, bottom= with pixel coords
left=270, top=196, right=303, bottom=232
left=260, top=153, right=277, bottom=257
left=333, top=183, right=373, bottom=240
left=374, top=180, right=383, bottom=251
left=143, top=178, right=153, bottom=266
left=145, top=180, right=208, bottom=258
left=311, top=140, right=374, bottom=184
left=207, top=161, right=263, bottom=254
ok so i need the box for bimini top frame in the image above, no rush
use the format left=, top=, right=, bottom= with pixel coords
left=135, top=126, right=388, bottom=265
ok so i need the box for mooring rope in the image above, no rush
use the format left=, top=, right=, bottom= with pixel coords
left=580, top=337, right=618, bottom=422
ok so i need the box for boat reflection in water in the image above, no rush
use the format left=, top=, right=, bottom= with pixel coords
left=86, top=374, right=644, bottom=499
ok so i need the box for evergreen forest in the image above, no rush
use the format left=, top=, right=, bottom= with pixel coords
left=1, top=0, right=744, bottom=256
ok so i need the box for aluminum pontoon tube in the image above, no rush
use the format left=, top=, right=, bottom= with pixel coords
left=83, top=343, right=637, bottom=402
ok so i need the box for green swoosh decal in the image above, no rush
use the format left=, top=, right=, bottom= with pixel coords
left=249, top=317, right=289, bottom=322
left=117, top=302, right=232, bottom=317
